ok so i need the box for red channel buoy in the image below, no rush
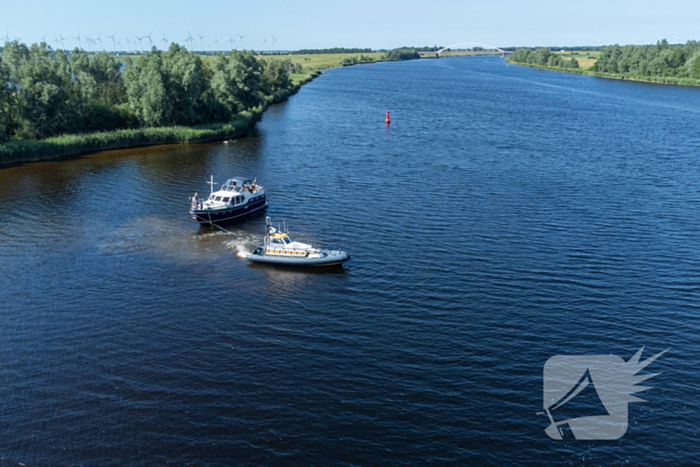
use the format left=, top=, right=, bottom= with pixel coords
left=385, top=111, right=390, bottom=124
left=369, top=65, right=371, bottom=69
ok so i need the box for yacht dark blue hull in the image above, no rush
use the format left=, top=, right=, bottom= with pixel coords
left=191, top=196, right=267, bottom=224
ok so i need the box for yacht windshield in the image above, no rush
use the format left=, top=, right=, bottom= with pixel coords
left=283, top=237, right=292, bottom=244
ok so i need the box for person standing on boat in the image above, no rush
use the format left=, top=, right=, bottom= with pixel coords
left=266, top=217, right=276, bottom=235
left=191, top=193, right=200, bottom=210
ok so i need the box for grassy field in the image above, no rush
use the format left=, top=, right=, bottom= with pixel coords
left=553, top=50, right=601, bottom=69
left=290, top=70, right=319, bottom=86
left=117, top=51, right=387, bottom=70
left=281, top=52, right=385, bottom=70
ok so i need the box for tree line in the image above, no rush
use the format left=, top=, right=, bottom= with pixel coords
left=509, top=48, right=580, bottom=69
left=382, top=48, right=421, bottom=61
left=591, top=40, right=700, bottom=78
left=0, top=41, right=298, bottom=142
left=341, top=55, right=375, bottom=66
left=509, top=40, right=700, bottom=80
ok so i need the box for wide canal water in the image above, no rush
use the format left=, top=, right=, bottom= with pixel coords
left=1, top=56, right=699, bottom=465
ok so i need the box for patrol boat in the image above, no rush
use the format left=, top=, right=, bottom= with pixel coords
left=246, top=217, right=350, bottom=267
left=191, top=176, right=266, bottom=224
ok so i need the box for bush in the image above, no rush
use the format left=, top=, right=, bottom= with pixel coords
left=382, top=48, right=420, bottom=61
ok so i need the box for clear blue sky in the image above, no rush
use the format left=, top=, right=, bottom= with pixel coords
left=3, top=0, right=699, bottom=51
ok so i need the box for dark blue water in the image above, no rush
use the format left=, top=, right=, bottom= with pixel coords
left=1, top=56, right=699, bottom=465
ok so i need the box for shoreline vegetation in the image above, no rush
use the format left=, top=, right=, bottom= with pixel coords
left=0, top=81, right=315, bottom=166
left=7, top=38, right=697, bottom=166
left=506, top=39, right=700, bottom=87
left=0, top=43, right=423, bottom=166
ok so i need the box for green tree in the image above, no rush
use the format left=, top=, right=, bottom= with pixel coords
left=123, top=51, right=173, bottom=127
left=162, top=44, right=210, bottom=125
left=0, top=56, right=12, bottom=141
left=2, top=41, right=71, bottom=138
left=510, top=48, right=532, bottom=63
left=383, top=48, right=420, bottom=60
left=19, top=81, right=65, bottom=138
left=689, top=52, right=700, bottom=79
left=261, top=58, right=292, bottom=93
left=670, top=45, right=685, bottom=68
left=210, top=50, right=264, bottom=113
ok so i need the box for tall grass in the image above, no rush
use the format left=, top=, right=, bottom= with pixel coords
left=0, top=109, right=261, bottom=165
left=0, top=73, right=321, bottom=166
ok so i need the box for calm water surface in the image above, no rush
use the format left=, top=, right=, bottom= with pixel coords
left=1, top=56, right=700, bottom=465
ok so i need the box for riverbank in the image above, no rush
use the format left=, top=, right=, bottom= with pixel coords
left=506, top=59, right=700, bottom=87
left=0, top=71, right=321, bottom=167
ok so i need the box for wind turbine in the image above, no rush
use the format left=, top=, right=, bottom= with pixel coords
left=108, top=33, right=117, bottom=54
left=40, top=34, right=47, bottom=44
left=1, top=32, right=9, bottom=44
left=228, top=36, right=235, bottom=52
left=187, top=31, right=194, bottom=52
left=74, top=33, right=82, bottom=50
left=263, top=37, right=267, bottom=53
left=145, top=31, right=153, bottom=51
left=272, top=36, right=277, bottom=52
left=197, top=34, right=205, bottom=53
left=214, top=36, right=219, bottom=51
left=97, top=34, right=103, bottom=51
left=86, top=36, right=94, bottom=53
left=237, top=33, right=245, bottom=51
left=125, top=36, right=132, bottom=53
left=56, top=34, right=66, bottom=50
left=161, top=33, right=168, bottom=50
left=135, top=35, right=143, bottom=54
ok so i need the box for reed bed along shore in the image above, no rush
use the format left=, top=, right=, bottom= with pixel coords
left=0, top=71, right=320, bottom=166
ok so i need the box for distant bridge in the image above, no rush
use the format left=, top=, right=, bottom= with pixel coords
left=419, top=42, right=512, bottom=58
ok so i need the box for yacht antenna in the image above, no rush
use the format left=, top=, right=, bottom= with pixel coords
left=283, top=220, right=286, bottom=233
left=207, top=175, right=217, bottom=195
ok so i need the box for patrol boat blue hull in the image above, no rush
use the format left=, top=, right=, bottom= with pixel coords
left=247, top=249, right=350, bottom=267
